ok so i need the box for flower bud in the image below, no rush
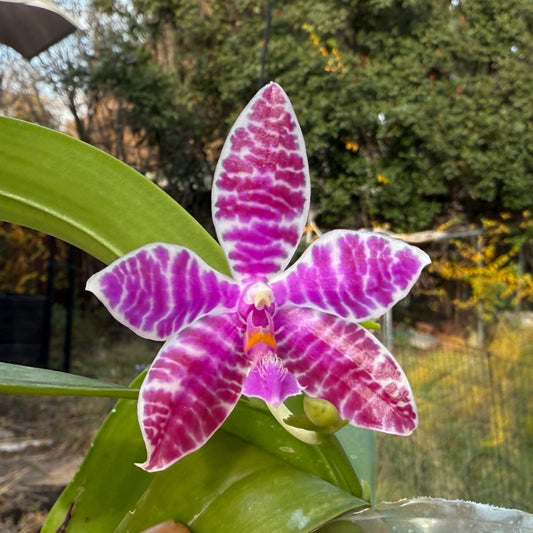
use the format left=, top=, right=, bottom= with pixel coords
left=303, top=396, right=347, bottom=433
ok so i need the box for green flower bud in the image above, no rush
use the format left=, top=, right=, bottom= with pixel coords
left=303, top=396, right=348, bottom=433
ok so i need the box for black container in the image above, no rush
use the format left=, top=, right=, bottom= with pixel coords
left=0, top=292, right=46, bottom=366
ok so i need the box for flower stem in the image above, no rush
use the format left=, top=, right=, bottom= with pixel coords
left=267, top=402, right=323, bottom=445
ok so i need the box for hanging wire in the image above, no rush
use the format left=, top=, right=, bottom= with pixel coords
left=258, top=1, right=274, bottom=89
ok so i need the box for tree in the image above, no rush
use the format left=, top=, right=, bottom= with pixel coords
left=0, top=47, right=59, bottom=128
left=53, top=0, right=533, bottom=234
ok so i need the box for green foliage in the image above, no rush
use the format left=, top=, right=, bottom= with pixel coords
left=42, top=375, right=366, bottom=532
left=0, top=116, right=227, bottom=269
left=0, top=117, right=372, bottom=531
left=60, top=0, right=532, bottom=233
left=0, top=362, right=138, bottom=398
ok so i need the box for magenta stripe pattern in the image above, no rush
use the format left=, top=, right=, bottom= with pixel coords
left=275, top=306, right=418, bottom=435
left=86, top=243, right=240, bottom=341
left=212, top=82, right=310, bottom=282
left=137, top=312, right=249, bottom=471
left=272, top=230, right=431, bottom=323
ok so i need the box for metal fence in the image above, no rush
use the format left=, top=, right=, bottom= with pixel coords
left=375, top=324, right=533, bottom=513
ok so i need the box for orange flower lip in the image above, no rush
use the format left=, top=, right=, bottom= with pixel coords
left=245, top=331, right=277, bottom=351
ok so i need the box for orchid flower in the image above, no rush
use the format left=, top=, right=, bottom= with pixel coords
left=87, top=83, right=430, bottom=472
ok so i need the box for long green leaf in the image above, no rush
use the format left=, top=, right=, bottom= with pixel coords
left=117, top=445, right=363, bottom=533
left=0, top=360, right=362, bottom=498
left=44, top=374, right=366, bottom=533
left=43, top=387, right=151, bottom=532
left=0, top=363, right=138, bottom=399
left=336, top=426, right=377, bottom=504
left=0, top=116, right=228, bottom=272
left=2, top=116, right=374, bottom=530
left=0, top=116, right=227, bottom=394
left=225, top=397, right=363, bottom=498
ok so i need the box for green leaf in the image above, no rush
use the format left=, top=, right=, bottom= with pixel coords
left=43, top=381, right=152, bottom=533
left=224, top=397, right=363, bottom=499
left=0, top=363, right=139, bottom=399
left=43, top=375, right=367, bottom=533
left=0, top=116, right=228, bottom=273
left=0, top=117, right=228, bottom=394
left=115, top=434, right=364, bottom=533
left=336, top=426, right=377, bottom=505
left=1, top=116, right=375, bottom=529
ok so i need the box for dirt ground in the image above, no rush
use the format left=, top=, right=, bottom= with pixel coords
left=0, top=393, right=115, bottom=532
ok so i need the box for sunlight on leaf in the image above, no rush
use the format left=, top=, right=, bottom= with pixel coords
left=0, top=116, right=228, bottom=272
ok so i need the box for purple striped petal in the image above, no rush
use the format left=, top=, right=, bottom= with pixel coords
left=86, top=243, right=240, bottom=341
left=275, top=306, right=418, bottom=435
left=271, top=230, right=430, bottom=323
left=212, top=82, right=310, bottom=282
left=137, top=313, right=249, bottom=471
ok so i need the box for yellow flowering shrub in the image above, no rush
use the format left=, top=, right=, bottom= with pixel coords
left=431, top=213, right=533, bottom=321
left=0, top=222, right=67, bottom=294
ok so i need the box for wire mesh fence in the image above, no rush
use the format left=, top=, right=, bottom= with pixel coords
left=376, top=323, right=533, bottom=512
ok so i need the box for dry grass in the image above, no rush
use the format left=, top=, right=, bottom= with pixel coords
left=0, top=317, right=156, bottom=532
left=376, top=324, right=533, bottom=513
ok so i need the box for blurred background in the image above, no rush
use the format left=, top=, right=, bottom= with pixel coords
left=1, top=0, right=531, bottom=527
